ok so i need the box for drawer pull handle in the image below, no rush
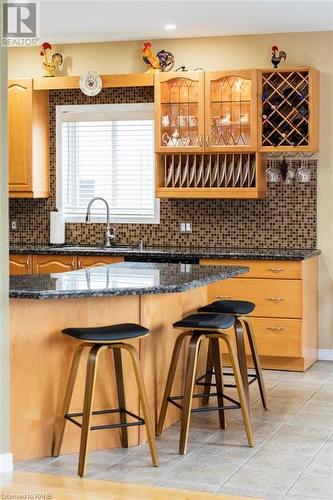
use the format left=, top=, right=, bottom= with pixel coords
left=266, top=326, right=284, bottom=331
left=266, top=297, right=285, bottom=302
left=268, top=268, right=284, bottom=273
left=215, top=295, right=232, bottom=299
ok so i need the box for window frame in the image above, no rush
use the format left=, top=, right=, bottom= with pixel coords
left=56, top=103, right=160, bottom=224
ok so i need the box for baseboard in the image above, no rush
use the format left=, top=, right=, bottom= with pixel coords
left=0, top=452, right=13, bottom=472
left=318, top=349, right=333, bottom=361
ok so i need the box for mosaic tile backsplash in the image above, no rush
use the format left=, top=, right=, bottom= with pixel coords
left=9, top=87, right=317, bottom=249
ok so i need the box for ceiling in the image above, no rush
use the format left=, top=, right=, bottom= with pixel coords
left=39, top=0, right=333, bottom=44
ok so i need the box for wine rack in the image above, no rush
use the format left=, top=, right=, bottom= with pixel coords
left=156, top=153, right=266, bottom=198
left=259, top=68, right=319, bottom=152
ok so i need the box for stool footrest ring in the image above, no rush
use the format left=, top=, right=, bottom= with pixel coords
left=167, top=392, right=240, bottom=412
left=65, top=408, right=145, bottom=431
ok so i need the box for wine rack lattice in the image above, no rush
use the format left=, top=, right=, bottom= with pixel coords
left=261, top=70, right=309, bottom=147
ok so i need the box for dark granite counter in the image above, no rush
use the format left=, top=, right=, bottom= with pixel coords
left=9, top=244, right=321, bottom=261
left=9, top=261, right=248, bottom=300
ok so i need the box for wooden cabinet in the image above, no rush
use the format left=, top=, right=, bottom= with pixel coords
left=155, top=70, right=258, bottom=153
left=155, top=72, right=205, bottom=153
left=8, top=79, right=49, bottom=198
left=9, top=254, right=32, bottom=275
left=77, top=256, right=124, bottom=269
left=259, top=67, right=319, bottom=152
left=9, top=254, right=124, bottom=275
left=32, top=255, right=77, bottom=274
left=200, top=257, right=318, bottom=371
left=205, top=70, right=258, bottom=151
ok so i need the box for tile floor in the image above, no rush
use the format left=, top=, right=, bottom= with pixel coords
left=14, top=361, right=333, bottom=499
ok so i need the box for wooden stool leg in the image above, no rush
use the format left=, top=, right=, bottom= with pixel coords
left=221, top=332, right=254, bottom=447
left=242, top=317, right=268, bottom=410
left=210, top=338, right=226, bottom=430
left=179, top=333, right=204, bottom=455
left=78, top=344, right=108, bottom=477
left=113, top=348, right=128, bottom=448
left=156, top=331, right=188, bottom=436
left=53, top=342, right=89, bottom=457
left=202, top=338, right=214, bottom=406
left=123, top=344, right=159, bottom=467
left=235, top=319, right=251, bottom=410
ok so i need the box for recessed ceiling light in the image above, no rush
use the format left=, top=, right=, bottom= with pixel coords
left=164, top=24, right=176, bottom=31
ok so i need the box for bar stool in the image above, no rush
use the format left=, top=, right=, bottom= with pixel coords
left=52, top=323, right=159, bottom=477
left=156, top=313, right=254, bottom=455
left=197, top=300, right=268, bottom=409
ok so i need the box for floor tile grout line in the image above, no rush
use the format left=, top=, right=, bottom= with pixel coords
left=281, top=429, right=333, bottom=499
left=212, top=374, right=330, bottom=493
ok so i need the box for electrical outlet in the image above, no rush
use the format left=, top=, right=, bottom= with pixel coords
left=180, top=222, right=192, bottom=234
left=11, top=220, right=17, bottom=231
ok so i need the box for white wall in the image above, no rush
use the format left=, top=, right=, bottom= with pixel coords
left=8, top=31, right=333, bottom=352
left=0, top=45, right=9, bottom=455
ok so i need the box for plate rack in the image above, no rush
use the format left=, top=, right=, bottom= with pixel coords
left=156, top=153, right=266, bottom=199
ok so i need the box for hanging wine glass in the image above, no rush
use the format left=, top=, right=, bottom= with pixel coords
left=266, top=156, right=282, bottom=183
left=296, top=154, right=311, bottom=183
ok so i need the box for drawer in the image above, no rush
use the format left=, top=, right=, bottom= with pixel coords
left=77, top=256, right=124, bottom=269
left=9, top=254, right=32, bottom=275
left=208, top=278, right=302, bottom=318
left=32, top=255, right=77, bottom=274
left=200, top=259, right=301, bottom=280
left=221, top=318, right=302, bottom=358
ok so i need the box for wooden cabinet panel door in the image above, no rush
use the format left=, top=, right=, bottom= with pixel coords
left=8, top=80, right=32, bottom=192
left=77, top=256, right=124, bottom=269
left=32, top=255, right=77, bottom=274
left=9, top=254, right=32, bottom=275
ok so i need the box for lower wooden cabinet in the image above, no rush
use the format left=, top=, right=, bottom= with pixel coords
left=32, top=255, right=77, bottom=274
left=9, top=254, right=32, bottom=275
left=200, top=257, right=318, bottom=371
left=77, top=256, right=124, bottom=269
left=9, top=253, right=125, bottom=275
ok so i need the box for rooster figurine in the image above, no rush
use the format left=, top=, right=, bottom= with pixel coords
left=40, top=42, right=63, bottom=77
left=271, top=45, right=287, bottom=68
left=142, top=42, right=174, bottom=72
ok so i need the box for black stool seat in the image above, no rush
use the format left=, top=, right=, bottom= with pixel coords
left=173, top=313, right=234, bottom=331
left=62, top=323, right=149, bottom=342
left=198, top=300, right=255, bottom=315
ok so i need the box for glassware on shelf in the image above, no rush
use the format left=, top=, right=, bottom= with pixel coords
left=296, top=154, right=311, bottom=183
left=266, top=157, right=282, bottom=183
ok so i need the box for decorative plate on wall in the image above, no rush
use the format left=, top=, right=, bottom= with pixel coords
left=79, top=71, right=103, bottom=96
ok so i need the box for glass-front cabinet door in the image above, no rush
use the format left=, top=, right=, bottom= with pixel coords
left=205, top=70, right=258, bottom=151
left=155, top=72, right=205, bottom=152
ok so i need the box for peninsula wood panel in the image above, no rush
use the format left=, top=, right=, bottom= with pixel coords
left=9, top=287, right=210, bottom=460
left=32, top=255, right=77, bottom=274
left=9, top=254, right=32, bottom=275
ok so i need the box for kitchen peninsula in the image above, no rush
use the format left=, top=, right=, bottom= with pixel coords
left=9, top=261, right=246, bottom=461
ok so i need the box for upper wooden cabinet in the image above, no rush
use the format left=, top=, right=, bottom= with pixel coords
left=155, top=71, right=205, bottom=152
left=8, top=79, right=49, bottom=198
left=155, top=70, right=258, bottom=153
left=205, top=70, right=258, bottom=151
left=258, top=67, right=319, bottom=152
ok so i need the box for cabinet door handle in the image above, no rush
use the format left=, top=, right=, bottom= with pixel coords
left=268, top=267, right=284, bottom=273
left=266, top=297, right=284, bottom=302
left=25, top=257, right=31, bottom=273
left=205, top=135, right=210, bottom=147
left=215, top=295, right=232, bottom=299
left=266, top=326, right=284, bottom=331
left=199, top=135, right=203, bottom=148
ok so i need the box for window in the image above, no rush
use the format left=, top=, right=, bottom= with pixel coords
left=56, top=103, right=159, bottom=223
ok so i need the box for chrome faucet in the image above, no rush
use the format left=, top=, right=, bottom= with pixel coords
left=85, top=197, right=115, bottom=247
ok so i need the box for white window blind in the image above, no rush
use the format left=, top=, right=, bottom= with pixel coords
left=56, top=103, right=159, bottom=223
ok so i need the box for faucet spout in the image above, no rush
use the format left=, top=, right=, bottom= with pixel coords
left=85, top=197, right=115, bottom=247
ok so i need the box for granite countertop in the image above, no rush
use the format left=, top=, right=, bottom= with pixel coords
left=9, top=261, right=248, bottom=300
left=9, top=244, right=321, bottom=261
